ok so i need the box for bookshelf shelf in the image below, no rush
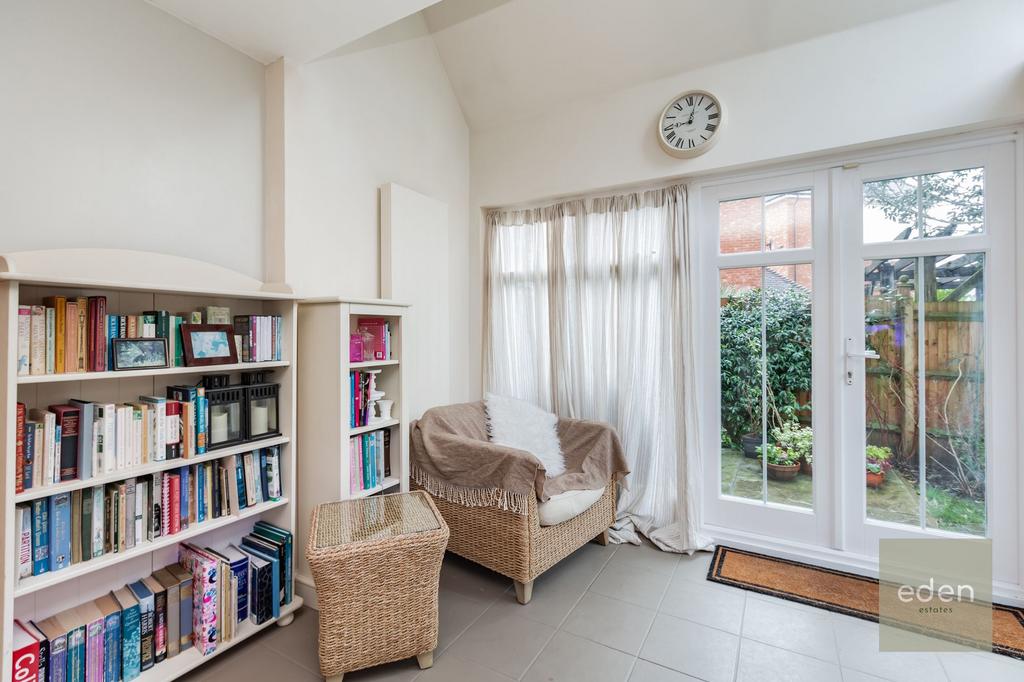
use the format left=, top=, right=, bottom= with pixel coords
left=296, top=298, right=410, bottom=609
left=14, top=498, right=290, bottom=597
left=13, top=436, right=290, bottom=503
left=0, top=250, right=300, bottom=682
left=16, top=360, right=290, bottom=384
left=135, top=596, right=305, bottom=681
left=349, top=418, right=400, bottom=436
left=349, top=359, right=400, bottom=369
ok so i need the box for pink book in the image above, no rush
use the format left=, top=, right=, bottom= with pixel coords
left=76, top=603, right=105, bottom=682
left=350, top=439, right=358, bottom=494
left=356, top=437, right=364, bottom=492
left=179, top=543, right=219, bottom=655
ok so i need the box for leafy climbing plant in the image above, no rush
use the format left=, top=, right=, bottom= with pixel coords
left=720, top=286, right=812, bottom=446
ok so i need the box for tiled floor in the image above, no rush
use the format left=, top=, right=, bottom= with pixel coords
left=181, top=541, right=1024, bottom=681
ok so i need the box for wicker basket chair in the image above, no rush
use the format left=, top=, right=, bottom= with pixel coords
left=410, top=402, right=625, bottom=605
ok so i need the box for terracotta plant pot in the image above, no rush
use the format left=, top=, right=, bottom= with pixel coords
left=741, top=433, right=762, bottom=459
left=767, top=462, right=801, bottom=481
left=800, top=458, right=813, bottom=477
left=866, top=471, right=886, bottom=488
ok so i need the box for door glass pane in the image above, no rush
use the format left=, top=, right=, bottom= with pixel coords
left=719, top=197, right=762, bottom=254
left=923, top=253, right=985, bottom=534
left=864, top=258, right=922, bottom=525
left=720, top=267, right=764, bottom=501
left=863, top=168, right=984, bottom=243
left=765, top=264, right=813, bottom=509
left=765, top=191, right=812, bottom=251
left=863, top=255, right=986, bottom=535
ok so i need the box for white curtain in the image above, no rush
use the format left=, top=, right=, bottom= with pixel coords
left=484, top=185, right=713, bottom=553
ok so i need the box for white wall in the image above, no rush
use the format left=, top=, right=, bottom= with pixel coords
left=282, top=15, right=472, bottom=401
left=0, top=0, right=266, bottom=278
left=467, top=0, right=1024, bottom=395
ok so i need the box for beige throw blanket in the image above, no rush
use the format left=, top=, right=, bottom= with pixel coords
left=411, top=401, right=630, bottom=515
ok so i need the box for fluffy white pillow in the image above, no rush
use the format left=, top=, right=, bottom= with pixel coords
left=484, top=393, right=566, bottom=477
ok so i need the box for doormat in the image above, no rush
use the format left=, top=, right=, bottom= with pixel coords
left=707, top=545, right=1024, bottom=660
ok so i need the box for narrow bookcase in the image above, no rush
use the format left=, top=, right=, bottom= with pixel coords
left=295, top=298, right=409, bottom=609
left=0, top=249, right=303, bottom=681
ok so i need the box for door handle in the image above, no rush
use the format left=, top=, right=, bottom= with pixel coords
left=845, top=337, right=879, bottom=385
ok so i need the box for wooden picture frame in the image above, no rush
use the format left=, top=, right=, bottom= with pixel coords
left=181, top=323, right=239, bottom=366
left=111, top=337, right=169, bottom=370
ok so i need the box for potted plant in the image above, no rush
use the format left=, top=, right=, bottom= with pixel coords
left=741, top=432, right=762, bottom=458
left=772, top=421, right=813, bottom=477
left=758, top=443, right=801, bottom=481
left=865, top=445, right=892, bottom=488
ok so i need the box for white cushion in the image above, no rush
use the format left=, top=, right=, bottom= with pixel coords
left=484, top=393, right=566, bottom=477
left=538, top=487, right=605, bottom=526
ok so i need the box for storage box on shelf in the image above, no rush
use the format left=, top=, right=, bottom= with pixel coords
left=295, top=298, right=409, bottom=609
left=0, top=250, right=301, bottom=682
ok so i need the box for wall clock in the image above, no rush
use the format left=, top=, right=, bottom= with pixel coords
left=657, top=90, right=723, bottom=158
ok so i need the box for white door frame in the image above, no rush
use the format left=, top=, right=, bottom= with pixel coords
left=693, top=129, right=1023, bottom=602
left=836, top=142, right=1019, bottom=587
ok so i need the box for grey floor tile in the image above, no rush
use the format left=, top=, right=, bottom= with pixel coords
left=628, top=659, right=702, bottom=681
left=522, top=631, right=635, bottom=682
left=939, top=651, right=1024, bottom=682
left=639, top=613, right=740, bottom=682
left=659, top=576, right=746, bottom=634
left=194, top=640, right=323, bottom=682
left=443, top=605, right=556, bottom=679
left=562, top=592, right=657, bottom=655
left=735, top=638, right=842, bottom=682
left=342, top=659, right=422, bottom=682
left=414, top=652, right=515, bottom=681
left=590, top=563, right=672, bottom=610
left=740, top=596, right=837, bottom=662
left=833, top=617, right=948, bottom=682
left=258, top=605, right=321, bottom=674
left=673, top=550, right=713, bottom=584
left=839, top=669, right=892, bottom=682
left=437, top=590, right=492, bottom=651
left=605, top=541, right=680, bottom=577
left=439, top=553, right=510, bottom=605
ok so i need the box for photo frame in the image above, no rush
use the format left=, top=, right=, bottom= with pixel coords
left=111, top=338, right=169, bottom=371
left=181, top=324, right=240, bottom=367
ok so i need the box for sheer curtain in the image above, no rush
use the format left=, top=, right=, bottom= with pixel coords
left=485, top=185, right=712, bottom=553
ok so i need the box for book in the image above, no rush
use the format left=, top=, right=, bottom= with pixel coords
left=31, top=497, right=49, bottom=575
left=49, top=404, right=81, bottom=481
left=71, top=489, right=83, bottom=565
left=234, top=545, right=271, bottom=625
left=94, top=594, right=122, bottom=682
left=153, top=568, right=181, bottom=658
left=138, top=397, right=166, bottom=463
left=75, top=602, right=104, bottom=682
left=18, top=304, right=31, bottom=375
left=141, top=575, right=167, bottom=664
left=16, top=504, right=32, bottom=579
left=111, top=586, right=141, bottom=681
left=12, top=620, right=41, bottom=682
left=76, top=295, right=88, bottom=372
left=252, top=521, right=293, bottom=606
left=21, top=620, right=49, bottom=682
left=126, top=581, right=154, bottom=671
left=91, top=486, right=104, bottom=558
left=81, top=488, right=94, bottom=562
left=166, top=564, right=194, bottom=652
left=36, top=617, right=68, bottom=682
left=69, top=400, right=95, bottom=481
left=65, top=300, right=78, bottom=375
left=208, top=545, right=249, bottom=623
left=46, top=306, right=56, bottom=374
left=49, top=492, right=72, bottom=571
left=54, top=607, right=85, bottom=682
left=16, top=402, right=26, bottom=493
left=30, top=304, right=46, bottom=375
left=44, top=295, right=67, bottom=373
left=178, top=543, right=219, bottom=655
left=23, top=418, right=35, bottom=491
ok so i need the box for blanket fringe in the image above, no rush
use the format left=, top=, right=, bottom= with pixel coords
left=411, top=467, right=530, bottom=516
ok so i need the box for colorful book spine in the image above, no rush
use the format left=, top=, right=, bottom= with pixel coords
left=17, top=304, right=31, bottom=375
left=179, top=544, right=219, bottom=655
left=16, top=402, right=26, bottom=493
left=31, top=498, right=50, bottom=576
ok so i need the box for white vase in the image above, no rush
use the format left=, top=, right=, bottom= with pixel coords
left=378, top=399, right=394, bottom=420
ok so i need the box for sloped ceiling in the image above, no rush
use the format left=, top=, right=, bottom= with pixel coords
left=145, top=0, right=440, bottom=64
left=424, top=0, right=956, bottom=130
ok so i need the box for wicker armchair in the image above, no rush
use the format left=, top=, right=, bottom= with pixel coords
left=413, top=479, right=615, bottom=604
left=410, top=402, right=625, bottom=605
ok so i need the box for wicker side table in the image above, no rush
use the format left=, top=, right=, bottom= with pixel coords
left=306, top=491, right=449, bottom=681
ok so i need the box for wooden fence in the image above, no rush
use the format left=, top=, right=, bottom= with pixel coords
left=864, top=297, right=984, bottom=464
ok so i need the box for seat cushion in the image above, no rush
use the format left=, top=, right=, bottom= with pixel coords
left=537, top=486, right=605, bottom=526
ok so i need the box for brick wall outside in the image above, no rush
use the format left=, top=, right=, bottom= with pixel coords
left=719, top=193, right=813, bottom=292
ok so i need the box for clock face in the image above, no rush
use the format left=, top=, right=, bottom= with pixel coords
left=658, top=91, right=722, bottom=158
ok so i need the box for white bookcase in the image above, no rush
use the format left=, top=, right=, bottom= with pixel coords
left=0, top=249, right=303, bottom=681
left=295, top=298, right=409, bottom=608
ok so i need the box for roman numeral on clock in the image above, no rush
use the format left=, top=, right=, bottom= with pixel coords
left=686, top=96, right=694, bottom=106
left=706, top=124, right=716, bottom=132
left=666, top=131, right=676, bottom=141
left=708, top=112, right=719, bottom=120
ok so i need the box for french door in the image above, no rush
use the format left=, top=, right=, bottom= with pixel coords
left=701, top=138, right=1019, bottom=587
left=838, top=143, right=1018, bottom=585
